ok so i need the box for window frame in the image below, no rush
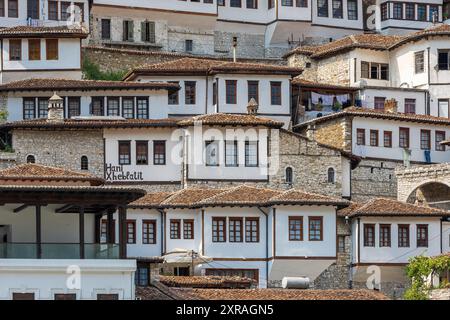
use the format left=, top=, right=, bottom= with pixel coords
left=399, top=127, right=410, bottom=148
left=356, top=128, right=365, bottom=146
left=308, top=216, right=323, bottom=241
left=245, top=217, right=260, bottom=243
left=118, top=140, right=131, bottom=165
left=142, top=219, right=157, bottom=244
left=370, top=129, right=379, bottom=147
left=153, top=140, right=166, bottom=166
left=183, top=219, right=194, bottom=240
left=28, top=39, right=41, bottom=61
left=212, top=217, right=227, bottom=243
left=170, top=219, right=181, bottom=240
left=226, top=80, right=238, bottom=104
left=126, top=220, right=136, bottom=244
left=245, top=140, right=258, bottom=167
left=289, top=216, right=303, bottom=241
left=383, top=131, right=392, bottom=148
left=398, top=224, right=410, bottom=248
left=229, top=217, right=243, bottom=243
left=363, top=224, right=375, bottom=247
left=420, top=129, right=431, bottom=150
left=136, top=140, right=149, bottom=165
left=417, top=224, right=428, bottom=247
left=379, top=224, right=391, bottom=247
left=270, top=81, right=282, bottom=105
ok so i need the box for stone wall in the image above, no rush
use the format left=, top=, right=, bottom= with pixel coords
left=287, top=54, right=318, bottom=83
left=12, top=129, right=105, bottom=177
left=214, top=31, right=266, bottom=59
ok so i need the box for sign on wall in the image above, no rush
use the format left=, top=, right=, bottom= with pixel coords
left=105, top=164, right=144, bottom=181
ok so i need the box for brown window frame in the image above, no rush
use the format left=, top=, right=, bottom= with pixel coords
left=97, top=294, right=119, bottom=300
left=270, top=81, right=282, bottom=105
left=168, top=81, right=179, bottom=105
left=100, top=219, right=115, bottom=243
left=225, top=80, right=237, bottom=104
left=399, top=127, right=410, bottom=148
left=356, top=128, right=365, bottom=146
left=229, top=217, right=243, bottom=243
left=370, top=130, right=379, bottom=147
left=28, top=39, right=41, bottom=61
left=136, top=140, right=149, bottom=165
left=289, top=216, right=303, bottom=241
left=126, top=220, right=136, bottom=244
left=46, top=39, right=58, bottom=60
left=142, top=220, right=156, bottom=244
left=398, top=224, right=410, bottom=248
left=9, top=39, right=22, bottom=61
left=118, top=140, right=131, bottom=165
left=185, top=81, right=196, bottom=105
left=153, top=140, right=166, bottom=165
left=247, top=80, right=259, bottom=103
left=245, top=217, right=260, bottom=243
left=12, top=292, right=35, bottom=300
left=90, top=96, right=104, bottom=116
left=183, top=219, right=194, bottom=240
left=48, top=0, right=59, bottom=20
left=8, top=0, right=18, bottom=18
left=436, top=131, right=446, bottom=151
left=67, top=96, right=81, bottom=118
left=374, top=96, right=386, bottom=110
left=417, top=224, right=428, bottom=247
left=308, top=216, right=323, bottom=241
left=212, top=217, right=226, bottom=243
left=420, top=129, right=431, bottom=150
left=363, top=224, right=375, bottom=247
left=379, top=224, right=391, bottom=247
left=405, top=98, right=416, bottom=114
left=383, top=131, right=392, bottom=148
left=54, top=293, right=76, bottom=300
left=170, top=219, right=181, bottom=240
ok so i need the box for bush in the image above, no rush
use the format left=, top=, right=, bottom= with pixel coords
left=82, top=58, right=126, bottom=81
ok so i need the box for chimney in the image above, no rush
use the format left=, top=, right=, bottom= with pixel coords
left=384, top=98, right=398, bottom=113
left=247, top=98, right=259, bottom=115
left=306, top=124, right=316, bottom=139
left=232, top=37, right=238, bottom=63
left=47, top=93, right=64, bottom=123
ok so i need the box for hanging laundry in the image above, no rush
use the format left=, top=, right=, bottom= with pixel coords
left=402, top=148, right=411, bottom=167
left=424, top=150, right=431, bottom=163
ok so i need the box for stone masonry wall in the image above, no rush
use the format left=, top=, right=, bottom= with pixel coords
left=316, top=52, right=351, bottom=86
left=287, top=54, right=318, bottom=82
left=12, top=129, right=105, bottom=177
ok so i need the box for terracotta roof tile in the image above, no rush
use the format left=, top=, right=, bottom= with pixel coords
left=0, top=26, right=88, bottom=38
left=129, top=192, right=174, bottom=208
left=160, top=188, right=226, bottom=208
left=159, top=276, right=255, bottom=289
left=177, top=113, right=284, bottom=128
left=391, top=23, right=450, bottom=49
left=270, top=189, right=349, bottom=206
left=338, top=198, right=450, bottom=218
left=0, top=78, right=180, bottom=92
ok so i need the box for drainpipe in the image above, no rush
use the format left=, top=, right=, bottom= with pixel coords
left=157, top=209, right=165, bottom=256
left=205, top=73, right=209, bottom=114
left=257, top=207, right=270, bottom=288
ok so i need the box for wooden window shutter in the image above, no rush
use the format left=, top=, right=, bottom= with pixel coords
left=141, top=21, right=146, bottom=42
left=128, top=21, right=134, bottom=41
left=149, top=21, right=155, bottom=43
left=122, top=20, right=127, bottom=41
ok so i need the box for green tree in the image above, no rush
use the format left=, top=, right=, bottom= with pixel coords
left=82, top=58, right=126, bottom=81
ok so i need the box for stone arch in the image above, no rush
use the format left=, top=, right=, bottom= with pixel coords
left=406, top=181, right=450, bottom=211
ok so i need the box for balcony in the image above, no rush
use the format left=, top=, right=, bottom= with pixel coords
left=0, top=243, right=119, bottom=259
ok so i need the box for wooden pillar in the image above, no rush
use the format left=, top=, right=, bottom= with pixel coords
left=35, top=205, right=42, bottom=259
left=118, top=206, right=127, bottom=259
left=94, top=214, right=101, bottom=244
left=79, top=207, right=85, bottom=259
left=107, top=211, right=114, bottom=244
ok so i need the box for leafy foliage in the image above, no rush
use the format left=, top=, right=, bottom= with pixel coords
left=404, top=255, right=450, bottom=300
left=82, top=58, right=126, bottom=81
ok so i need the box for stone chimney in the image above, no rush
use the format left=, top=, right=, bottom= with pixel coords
left=384, top=98, right=398, bottom=113
left=47, top=93, right=64, bottom=123
left=306, top=124, right=316, bottom=139
left=247, top=98, right=259, bottom=115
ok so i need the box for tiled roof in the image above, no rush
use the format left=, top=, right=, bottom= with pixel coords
left=338, top=198, right=450, bottom=218
left=291, top=78, right=358, bottom=91
left=173, top=288, right=389, bottom=300
left=294, top=107, right=450, bottom=129
left=159, top=276, right=255, bottom=289
left=390, top=23, right=450, bottom=49
left=177, top=113, right=284, bottom=128
left=0, top=78, right=180, bottom=92
left=0, top=26, right=88, bottom=38
left=0, top=164, right=104, bottom=185
left=123, top=57, right=302, bottom=80
left=131, top=185, right=348, bottom=209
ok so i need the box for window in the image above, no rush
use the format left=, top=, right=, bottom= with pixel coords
left=45, top=39, right=58, bottom=60
left=205, top=140, right=219, bottom=166
left=27, top=0, right=39, bottom=19
left=245, top=218, right=259, bottom=243
left=54, top=294, right=76, bottom=300
left=247, top=0, right=257, bottom=9
left=123, top=20, right=134, bottom=42
left=126, top=220, right=136, bottom=244
left=317, top=0, right=328, bottom=17
left=141, top=21, right=156, bottom=43
left=170, top=220, right=181, bottom=239
left=296, top=0, right=307, bottom=7
left=183, top=220, right=194, bottom=240
left=379, top=224, right=391, bottom=247
left=68, top=97, right=80, bottom=118
left=226, top=80, right=237, bottom=104
left=9, top=39, right=21, bottom=61
left=363, top=224, right=375, bottom=247
left=205, top=269, right=258, bottom=281
left=370, top=130, right=379, bottom=147
left=135, top=266, right=149, bottom=287
left=107, top=97, right=120, bottom=116
left=48, top=1, right=58, bottom=20
left=384, top=131, right=392, bottom=148
left=23, top=98, right=36, bottom=119
left=247, top=81, right=259, bottom=103
left=8, top=0, right=18, bottom=17
left=399, top=127, right=410, bottom=148
left=361, top=61, right=369, bottom=79
left=230, top=0, right=241, bottom=7
left=381, top=2, right=388, bottom=21
left=218, top=0, right=225, bottom=5
left=153, top=141, right=166, bottom=165
left=81, top=156, right=88, bottom=170
left=26, top=155, right=36, bottom=163
left=429, top=5, right=439, bottom=22
left=361, top=62, right=389, bottom=80
left=415, top=51, right=425, bottom=74
left=285, top=167, right=293, bottom=184
left=136, top=97, right=148, bottom=119
left=404, top=99, right=416, bottom=114
left=229, top=218, right=243, bottom=242
left=347, top=0, right=358, bottom=20
left=438, top=99, right=449, bottom=118
left=281, top=0, right=293, bottom=6
left=100, top=219, right=115, bottom=243
left=37, top=97, right=48, bottom=118
left=356, top=128, right=365, bottom=145
left=438, top=50, right=449, bottom=71
left=270, top=82, right=282, bottom=105
left=338, top=235, right=346, bottom=253
left=12, top=293, right=35, bottom=300
left=122, top=97, right=134, bottom=119
left=212, top=217, right=226, bottom=242
left=436, top=131, right=446, bottom=151
left=309, top=217, right=323, bottom=241
left=185, top=39, right=193, bottom=52
left=374, top=97, right=385, bottom=110
left=225, top=140, right=238, bottom=167
left=213, top=82, right=217, bottom=105
left=143, top=220, right=156, bottom=244
left=332, top=0, right=343, bottom=19
left=405, top=3, right=415, bottom=20
left=289, top=217, right=303, bottom=241
left=101, top=19, right=111, bottom=40
left=417, top=4, right=426, bottom=21
left=118, top=141, right=131, bottom=165
left=185, top=81, right=196, bottom=105
left=417, top=225, right=428, bottom=247
left=393, top=2, right=403, bottom=19
left=398, top=225, right=410, bottom=248
left=91, top=97, right=104, bottom=116
left=28, top=39, right=41, bottom=60
left=420, top=130, right=431, bottom=150
left=268, top=0, right=274, bottom=9
left=168, top=82, right=179, bottom=105
left=327, top=167, right=335, bottom=183
left=60, top=2, right=70, bottom=21
left=245, top=141, right=258, bottom=167
left=136, top=141, right=148, bottom=165
left=97, top=294, right=118, bottom=300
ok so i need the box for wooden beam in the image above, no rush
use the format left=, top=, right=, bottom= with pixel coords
left=118, top=206, right=127, bottom=259
left=36, top=206, right=42, bottom=259
left=107, top=211, right=114, bottom=244
left=13, top=204, right=28, bottom=213
left=79, top=207, right=85, bottom=259
left=55, top=204, right=75, bottom=213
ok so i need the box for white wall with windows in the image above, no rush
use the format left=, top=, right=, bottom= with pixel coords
left=358, top=88, right=427, bottom=115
